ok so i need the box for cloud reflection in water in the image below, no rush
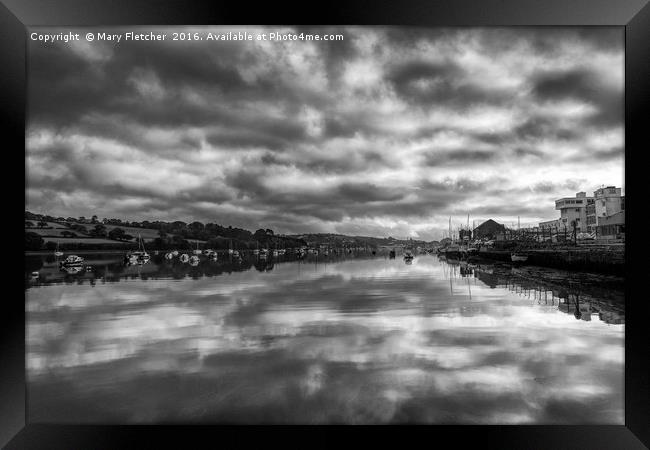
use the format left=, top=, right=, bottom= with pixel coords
left=27, top=256, right=624, bottom=424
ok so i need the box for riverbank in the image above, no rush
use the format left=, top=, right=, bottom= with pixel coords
left=468, top=247, right=625, bottom=275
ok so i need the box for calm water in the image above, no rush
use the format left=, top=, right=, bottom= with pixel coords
left=25, top=252, right=624, bottom=424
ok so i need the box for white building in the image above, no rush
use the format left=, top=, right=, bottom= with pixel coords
left=594, top=186, right=624, bottom=225
left=540, top=192, right=593, bottom=232
left=539, top=186, right=624, bottom=236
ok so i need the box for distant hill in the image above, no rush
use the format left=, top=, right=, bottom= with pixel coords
left=25, top=210, right=440, bottom=251
left=286, top=233, right=437, bottom=248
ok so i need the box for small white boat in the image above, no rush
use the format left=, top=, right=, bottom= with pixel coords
left=130, top=251, right=150, bottom=261
left=54, top=242, right=64, bottom=257
left=165, top=252, right=174, bottom=259
left=31, top=271, right=39, bottom=278
left=180, top=253, right=190, bottom=263
left=511, top=253, right=528, bottom=262
left=232, top=250, right=241, bottom=258
left=61, top=255, right=84, bottom=266
left=403, top=251, right=414, bottom=260
left=128, top=234, right=150, bottom=262
left=189, top=255, right=200, bottom=263
left=172, top=250, right=179, bottom=256
left=202, top=249, right=214, bottom=256
left=192, top=241, right=202, bottom=255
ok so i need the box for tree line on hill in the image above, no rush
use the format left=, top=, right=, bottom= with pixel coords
left=25, top=211, right=307, bottom=251
left=25, top=210, right=437, bottom=252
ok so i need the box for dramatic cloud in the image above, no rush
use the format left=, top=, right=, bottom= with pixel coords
left=26, top=26, right=624, bottom=240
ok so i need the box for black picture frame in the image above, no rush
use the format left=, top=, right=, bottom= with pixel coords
left=4, top=0, right=648, bottom=448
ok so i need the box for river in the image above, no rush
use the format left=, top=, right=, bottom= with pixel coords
left=25, top=251, right=624, bottom=424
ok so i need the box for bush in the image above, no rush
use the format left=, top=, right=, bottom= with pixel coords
left=108, top=227, right=126, bottom=241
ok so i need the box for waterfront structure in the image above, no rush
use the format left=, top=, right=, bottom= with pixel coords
left=586, top=202, right=597, bottom=233
left=539, top=192, right=593, bottom=233
left=594, top=186, right=624, bottom=226
left=459, top=229, right=472, bottom=241
left=596, top=210, right=625, bottom=239
left=539, top=186, right=624, bottom=238
left=473, top=219, right=505, bottom=240
left=553, top=192, right=593, bottom=232
left=538, top=218, right=563, bottom=231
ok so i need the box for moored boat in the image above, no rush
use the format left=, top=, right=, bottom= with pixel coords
left=61, top=265, right=84, bottom=274
left=60, top=254, right=84, bottom=266
left=127, top=234, right=150, bottom=262
left=511, top=253, right=528, bottom=262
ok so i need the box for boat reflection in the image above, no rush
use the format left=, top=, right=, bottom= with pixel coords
left=26, top=252, right=625, bottom=424
left=26, top=250, right=375, bottom=286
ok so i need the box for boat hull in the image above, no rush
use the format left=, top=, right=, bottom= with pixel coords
left=511, top=254, right=528, bottom=262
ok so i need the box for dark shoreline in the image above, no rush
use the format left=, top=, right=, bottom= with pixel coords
left=441, top=247, right=625, bottom=276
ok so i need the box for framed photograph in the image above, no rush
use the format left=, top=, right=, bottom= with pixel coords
left=5, top=0, right=649, bottom=447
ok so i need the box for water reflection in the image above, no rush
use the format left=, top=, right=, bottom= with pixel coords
left=26, top=253, right=624, bottom=424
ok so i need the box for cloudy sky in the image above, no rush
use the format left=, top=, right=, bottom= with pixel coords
left=26, top=26, right=624, bottom=240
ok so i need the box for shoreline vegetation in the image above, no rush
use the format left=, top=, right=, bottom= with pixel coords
left=24, top=210, right=430, bottom=253
left=25, top=210, right=625, bottom=275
